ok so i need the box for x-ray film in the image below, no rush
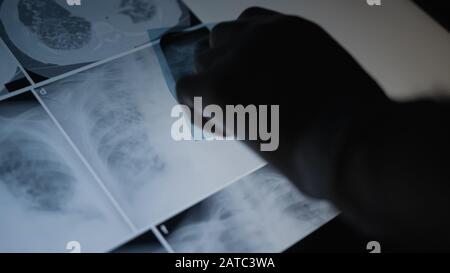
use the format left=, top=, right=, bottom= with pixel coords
left=0, top=92, right=135, bottom=252
left=37, top=46, right=265, bottom=230
left=0, top=0, right=196, bottom=83
left=153, top=25, right=211, bottom=98
left=0, top=3, right=336, bottom=253
left=157, top=165, right=337, bottom=253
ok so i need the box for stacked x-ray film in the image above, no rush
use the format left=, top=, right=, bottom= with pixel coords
left=0, top=0, right=337, bottom=253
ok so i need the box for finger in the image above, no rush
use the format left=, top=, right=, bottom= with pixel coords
left=238, top=7, right=280, bottom=19
left=210, top=21, right=248, bottom=48
left=176, top=74, right=211, bottom=107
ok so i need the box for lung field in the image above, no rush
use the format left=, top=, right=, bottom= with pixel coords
left=18, top=0, right=92, bottom=50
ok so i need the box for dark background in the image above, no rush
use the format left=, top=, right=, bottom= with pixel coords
left=286, top=0, right=449, bottom=253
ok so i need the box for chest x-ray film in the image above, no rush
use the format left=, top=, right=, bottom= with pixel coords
left=0, top=2, right=337, bottom=253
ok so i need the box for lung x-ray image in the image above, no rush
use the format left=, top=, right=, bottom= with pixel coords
left=157, top=165, right=337, bottom=253
left=0, top=92, right=140, bottom=252
left=37, top=46, right=265, bottom=230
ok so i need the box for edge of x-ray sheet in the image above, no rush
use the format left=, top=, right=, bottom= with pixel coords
left=0, top=24, right=208, bottom=93
left=183, top=0, right=450, bottom=100
left=0, top=23, right=204, bottom=102
left=150, top=23, right=215, bottom=99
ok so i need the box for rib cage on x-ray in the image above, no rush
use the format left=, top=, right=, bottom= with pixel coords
left=0, top=107, right=75, bottom=211
left=43, top=51, right=167, bottom=195
left=39, top=46, right=265, bottom=230
left=0, top=98, right=136, bottom=252
left=87, top=90, right=165, bottom=188
left=79, top=64, right=165, bottom=189
left=162, top=166, right=337, bottom=253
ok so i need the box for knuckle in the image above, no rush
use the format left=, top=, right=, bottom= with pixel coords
left=284, top=15, right=324, bottom=32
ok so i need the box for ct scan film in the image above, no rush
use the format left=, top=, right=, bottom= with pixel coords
left=0, top=0, right=195, bottom=83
